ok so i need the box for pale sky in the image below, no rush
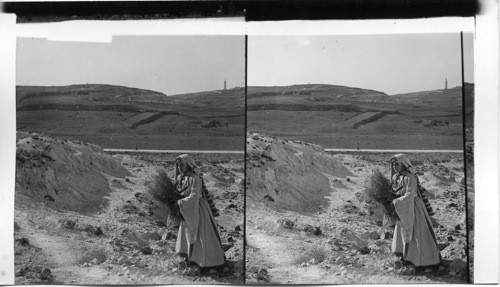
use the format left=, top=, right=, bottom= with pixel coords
left=249, top=33, right=474, bottom=95
left=17, top=36, right=245, bottom=95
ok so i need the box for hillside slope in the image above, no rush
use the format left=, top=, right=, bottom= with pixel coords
left=247, top=84, right=466, bottom=150
left=16, top=85, right=244, bottom=150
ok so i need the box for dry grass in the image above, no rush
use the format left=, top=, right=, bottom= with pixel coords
left=364, top=169, right=399, bottom=221
left=147, top=169, right=183, bottom=221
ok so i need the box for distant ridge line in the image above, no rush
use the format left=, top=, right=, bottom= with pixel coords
left=104, top=149, right=244, bottom=154
left=325, top=149, right=463, bottom=153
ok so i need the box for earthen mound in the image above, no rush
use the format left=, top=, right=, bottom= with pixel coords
left=15, top=132, right=130, bottom=213
left=246, top=133, right=352, bottom=213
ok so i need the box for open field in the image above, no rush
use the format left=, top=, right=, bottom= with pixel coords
left=246, top=134, right=468, bottom=284
left=14, top=132, right=244, bottom=284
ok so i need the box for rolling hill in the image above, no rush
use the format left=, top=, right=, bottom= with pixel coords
left=247, top=83, right=472, bottom=150
left=16, top=84, right=245, bottom=150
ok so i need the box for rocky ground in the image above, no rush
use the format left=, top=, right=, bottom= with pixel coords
left=246, top=133, right=468, bottom=284
left=14, top=131, right=244, bottom=284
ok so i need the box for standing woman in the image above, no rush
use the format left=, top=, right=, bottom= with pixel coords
left=390, top=154, right=441, bottom=268
left=174, top=154, right=226, bottom=268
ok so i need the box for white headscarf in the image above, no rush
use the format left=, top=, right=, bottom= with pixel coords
left=391, top=153, right=412, bottom=170
left=176, top=154, right=200, bottom=175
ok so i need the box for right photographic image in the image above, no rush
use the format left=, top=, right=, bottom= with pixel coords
left=245, top=33, right=473, bottom=284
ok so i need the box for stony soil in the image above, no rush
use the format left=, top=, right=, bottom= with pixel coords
left=14, top=132, right=244, bottom=284
left=246, top=134, right=468, bottom=284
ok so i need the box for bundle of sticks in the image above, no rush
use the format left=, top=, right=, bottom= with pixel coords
left=364, top=169, right=400, bottom=221
left=148, top=169, right=184, bottom=221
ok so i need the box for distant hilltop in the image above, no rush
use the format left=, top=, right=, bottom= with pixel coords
left=16, top=84, right=168, bottom=106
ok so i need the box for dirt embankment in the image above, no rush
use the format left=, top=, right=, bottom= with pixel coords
left=246, top=133, right=352, bottom=213
left=16, top=131, right=131, bottom=213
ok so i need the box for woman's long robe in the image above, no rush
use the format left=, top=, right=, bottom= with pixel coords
left=391, top=171, right=441, bottom=267
left=175, top=173, right=225, bottom=267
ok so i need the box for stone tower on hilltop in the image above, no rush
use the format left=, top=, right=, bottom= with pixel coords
left=445, top=78, right=448, bottom=90
left=224, top=79, right=227, bottom=91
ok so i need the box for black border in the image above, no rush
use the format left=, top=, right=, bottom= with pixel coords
left=4, top=0, right=480, bottom=23
left=243, top=34, right=248, bottom=284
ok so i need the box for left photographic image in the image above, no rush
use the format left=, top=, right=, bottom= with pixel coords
left=14, top=35, right=245, bottom=284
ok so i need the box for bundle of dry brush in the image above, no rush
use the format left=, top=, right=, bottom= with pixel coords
left=148, top=169, right=184, bottom=221
left=364, top=169, right=399, bottom=221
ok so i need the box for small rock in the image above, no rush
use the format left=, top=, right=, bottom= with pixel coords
left=256, top=268, right=268, bottom=280
left=447, top=235, right=455, bottom=242
left=91, top=258, right=100, bottom=265
left=455, top=224, right=461, bottom=230
left=264, top=195, right=274, bottom=202
left=162, top=231, right=177, bottom=241
left=117, top=256, right=129, bottom=265
left=155, top=220, right=166, bottom=227
left=235, top=225, right=242, bottom=231
left=59, top=218, right=76, bottom=229
left=309, top=258, right=318, bottom=265
left=277, top=219, right=295, bottom=229
left=425, top=268, right=433, bottom=273
left=40, top=268, right=52, bottom=280
left=227, top=237, right=234, bottom=243
left=15, top=268, right=25, bottom=277
left=16, top=237, right=30, bottom=246
left=388, top=267, right=394, bottom=271
left=33, top=266, right=43, bottom=273
left=140, top=246, right=152, bottom=255
left=249, top=266, right=259, bottom=273
left=222, top=243, right=233, bottom=252
left=171, top=268, right=178, bottom=272
left=223, top=267, right=230, bottom=272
